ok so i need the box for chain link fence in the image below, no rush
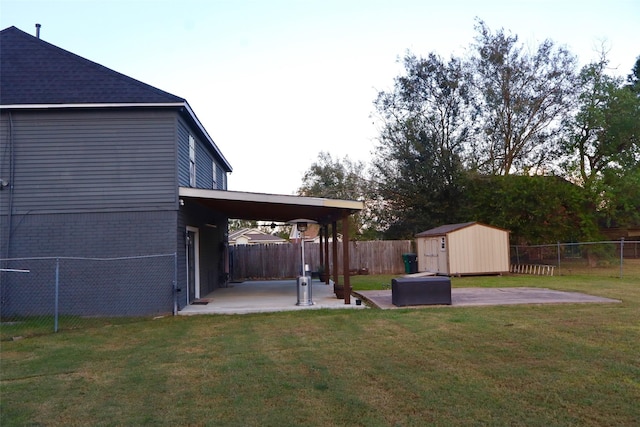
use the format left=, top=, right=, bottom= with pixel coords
left=1, top=254, right=176, bottom=340
left=510, top=240, right=640, bottom=278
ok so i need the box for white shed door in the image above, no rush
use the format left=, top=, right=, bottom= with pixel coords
left=438, top=237, right=448, bottom=273
left=424, top=238, right=439, bottom=272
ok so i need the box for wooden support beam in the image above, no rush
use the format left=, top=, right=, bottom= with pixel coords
left=319, top=225, right=324, bottom=272
left=323, top=224, right=330, bottom=284
left=332, top=221, right=339, bottom=286
left=342, top=214, right=351, bottom=304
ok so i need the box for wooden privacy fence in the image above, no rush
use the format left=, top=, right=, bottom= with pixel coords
left=230, top=240, right=412, bottom=280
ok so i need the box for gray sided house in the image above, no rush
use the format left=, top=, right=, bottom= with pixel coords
left=0, top=26, right=232, bottom=316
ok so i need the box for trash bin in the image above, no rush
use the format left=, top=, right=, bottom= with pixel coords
left=296, top=275, right=314, bottom=306
left=402, top=253, right=418, bottom=274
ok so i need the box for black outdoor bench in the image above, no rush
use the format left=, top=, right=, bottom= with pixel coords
left=391, top=277, right=452, bottom=306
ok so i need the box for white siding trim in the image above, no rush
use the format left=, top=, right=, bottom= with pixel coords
left=186, top=226, right=201, bottom=300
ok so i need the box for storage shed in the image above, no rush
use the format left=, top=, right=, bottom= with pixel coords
left=415, top=222, right=510, bottom=276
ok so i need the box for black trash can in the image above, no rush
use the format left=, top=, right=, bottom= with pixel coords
left=402, top=253, right=418, bottom=274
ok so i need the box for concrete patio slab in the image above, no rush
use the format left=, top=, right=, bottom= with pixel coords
left=355, top=287, right=621, bottom=309
left=178, top=279, right=367, bottom=315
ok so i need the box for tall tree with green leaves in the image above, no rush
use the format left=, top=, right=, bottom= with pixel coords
left=563, top=56, right=638, bottom=185
left=626, top=55, right=640, bottom=94
left=561, top=55, right=640, bottom=228
left=467, top=19, right=577, bottom=175
left=460, top=174, right=599, bottom=244
left=297, top=151, right=377, bottom=239
left=371, top=52, right=469, bottom=238
left=298, top=151, right=366, bottom=200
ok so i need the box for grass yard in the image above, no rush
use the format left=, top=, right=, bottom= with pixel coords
left=1, top=263, right=639, bottom=426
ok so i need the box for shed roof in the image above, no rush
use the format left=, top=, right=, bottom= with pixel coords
left=415, top=222, right=508, bottom=237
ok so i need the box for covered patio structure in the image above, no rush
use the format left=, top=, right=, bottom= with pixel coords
left=179, top=187, right=364, bottom=305
left=179, top=279, right=368, bottom=314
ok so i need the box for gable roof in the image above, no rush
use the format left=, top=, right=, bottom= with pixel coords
left=415, top=222, right=509, bottom=237
left=0, top=26, right=184, bottom=105
left=228, top=228, right=287, bottom=244
left=415, top=222, right=476, bottom=237
left=288, top=223, right=320, bottom=242
left=0, top=26, right=232, bottom=172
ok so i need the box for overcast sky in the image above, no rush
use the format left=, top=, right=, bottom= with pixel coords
left=2, top=0, right=638, bottom=195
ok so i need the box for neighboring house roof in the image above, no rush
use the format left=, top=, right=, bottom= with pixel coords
left=600, top=227, right=640, bottom=239
left=288, top=223, right=341, bottom=243
left=0, top=25, right=232, bottom=171
left=289, top=223, right=318, bottom=243
left=415, top=222, right=508, bottom=237
left=228, top=228, right=287, bottom=245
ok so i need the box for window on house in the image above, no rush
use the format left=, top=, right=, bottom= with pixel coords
left=189, top=135, right=196, bottom=187
left=212, top=162, right=217, bottom=189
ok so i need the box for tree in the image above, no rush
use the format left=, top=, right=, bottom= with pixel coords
left=298, top=151, right=366, bottom=200
left=561, top=55, right=640, bottom=228
left=375, top=52, right=471, bottom=157
left=460, top=174, right=599, bottom=244
left=627, top=56, right=640, bottom=94
left=372, top=53, right=468, bottom=238
left=228, top=219, right=258, bottom=231
left=467, top=19, right=577, bottom=175
left=563, top=56, right=639, bottom=186
left=297, top=152, right=376, bottom=239
left=363, top=21, right=636, bottom=241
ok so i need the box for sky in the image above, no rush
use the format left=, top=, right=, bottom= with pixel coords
left=2, top=0, right=638, bottom=195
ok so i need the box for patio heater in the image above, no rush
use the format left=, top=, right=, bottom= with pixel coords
left=288, top=219, right=316, bottom=306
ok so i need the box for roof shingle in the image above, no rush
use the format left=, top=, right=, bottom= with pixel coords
left=415, top=222, right=477, bottom=237
left=0, top=26, right=185, bottom=105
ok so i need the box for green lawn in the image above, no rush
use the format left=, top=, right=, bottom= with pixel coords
left=1, top=264, right=639, bottom=426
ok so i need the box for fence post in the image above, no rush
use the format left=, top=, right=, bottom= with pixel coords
left=54, top=258, right=60, bottom=333
left=557, top=242, right=561, bottom=276
left=620, top=238, right=624, bottom=279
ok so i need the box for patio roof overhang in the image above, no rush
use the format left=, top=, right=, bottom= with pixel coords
left=178, top=187, right=363, bottom=223
left=179, top=187, right=363, bottom=305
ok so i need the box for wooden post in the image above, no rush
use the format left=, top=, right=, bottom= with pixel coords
left=319, top=225, right=324, bottom=274
left=332, top=221, right=339, bottom=286
left=342, top=214, right=351, bottom=304
left=323, top=224, right=330, bottom=284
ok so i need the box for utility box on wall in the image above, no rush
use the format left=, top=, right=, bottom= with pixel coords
left=415, top=222, right=510, bottom=276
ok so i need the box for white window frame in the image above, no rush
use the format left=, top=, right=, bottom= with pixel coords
left=189, top=135, right=196, bottom=187
left=212, top=162, right=217, bottom=189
